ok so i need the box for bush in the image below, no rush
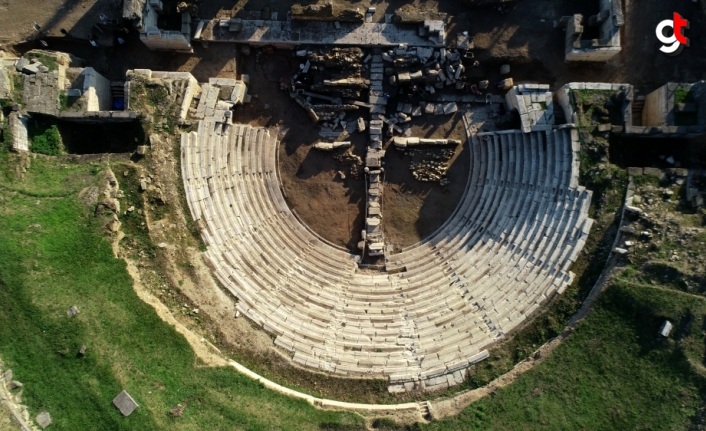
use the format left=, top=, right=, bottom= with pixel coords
left=31, top=125, right=62, bottom=155
left=1, top=127, right=11, bottom=152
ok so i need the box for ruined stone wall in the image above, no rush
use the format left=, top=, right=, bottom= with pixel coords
left=565, top=0, right=622, bottom=62
left=57, top=111, right=139, bottom=123
left=642, top=85, right=669, bottom=127
left=505, top=84, right=554, bottom=132
left=599, top=0, right=622, bottom=42
left=141, top=1, right=159, bottom=32
left=152, top=71, right=199, bottom=120
left=695, top=82, right=706, bottom=126
left=0, top=67, right=11, bottom=100
left=565, top=46, right=621, bottom=62
left=8, top=112, right=29, bottom=152
left=135, top=2, right=193, bottom=53
left=290, top=3, right=363, bottom=22
left=556, top=82, right=632, bottom=126
left=82, top=67, right=111, bottom=112
left=140, top=31, right=193, bottom=52
left=126, top=69, right=199, bottom=120
left=123, top=0, right=147, bottom=21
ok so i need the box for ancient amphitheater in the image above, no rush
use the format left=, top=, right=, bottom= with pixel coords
left=181, top=115, right=593, bottom=393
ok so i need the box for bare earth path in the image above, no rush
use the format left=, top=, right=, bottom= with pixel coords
left=0, top=363, right=36, bottom=431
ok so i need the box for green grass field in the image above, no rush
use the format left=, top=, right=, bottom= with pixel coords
left=1, top=153, right=705, bottom=431
left=0, top=154, right=363, bottom=430
left=424, top=281, right=706, bottom=430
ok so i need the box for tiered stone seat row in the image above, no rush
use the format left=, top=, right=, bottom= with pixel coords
left=181, top=121, right=593, bottom=393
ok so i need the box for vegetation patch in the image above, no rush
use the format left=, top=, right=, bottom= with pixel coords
left=0, top=154, right=363, bottom=430
left=571, top=89, right=624, bottom=126
left=127, top=80, right=176, bottom=134
left=30, top=124, right=63, bottom=155
left=614, top=171, right=706, bottom=298
left=674, top=86, right=693, bottom=104
left=1, top=72, right=24, bottom=107
left=423, top=283, right=706, bottom=430
left=1, top=123, right=11, bottom=152
left=26, top=52, right=59, bottom=72
left=12, top=73, right=24, bottom=101
left=58, top=92, right=81, bottom=112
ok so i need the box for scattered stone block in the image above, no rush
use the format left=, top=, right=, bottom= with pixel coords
left=499, top=77, right=513, bottom=91
left=15, top=57, right=29, bottom=72
left=442, top=102, right=458, bottom=114
left=669, top=168, right=688, bottom=177
left=9, top=380, right=23, bottom=390
left=169, top=403, right=186, bottom=417
left=625, top=206, right=644, bottom=216
left=596, top=123, right=611, bottom=132
left=66, top=305, right=80, bottom=318
left=113, top=390, right=139, bottom=417
left=22, top=63, right=41, bottom=75
left=357, top=117, right=366, bottom=132
left=36, top=411, right=52, bottom=429
left=659, top=320, right=673, bottom=337
left=642, top=167, right=664, bottom=179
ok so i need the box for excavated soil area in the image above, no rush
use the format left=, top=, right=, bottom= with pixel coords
left=383, top=116, right=470, bottom=251
left=234, top=49, right=471, bottom=251
left=5, top=0, right=705, bottom=251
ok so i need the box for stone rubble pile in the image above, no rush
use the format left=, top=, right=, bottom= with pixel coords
left=333, top=148, right=363, bottom=179
left=383, top=44, right=472, bottom=94
left=404, top=148, right=455, bottom=184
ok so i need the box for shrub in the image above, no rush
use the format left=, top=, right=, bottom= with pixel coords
left=31, top=125, right=62, bottom=155
left=1, top=127, right=11, bottom=152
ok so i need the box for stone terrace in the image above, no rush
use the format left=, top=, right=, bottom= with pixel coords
left=196, top=19, right=446, bottom=47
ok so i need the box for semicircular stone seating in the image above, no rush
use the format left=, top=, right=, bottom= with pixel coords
left=180, top=119, right=593, bottom=393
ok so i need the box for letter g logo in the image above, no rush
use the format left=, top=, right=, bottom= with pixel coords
left=656, top=12, right=689, bottom=55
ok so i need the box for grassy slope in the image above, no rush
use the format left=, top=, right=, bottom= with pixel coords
left=424, top=282, right=706, bottom=431
left=0, top=155, right=362, bottom=431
